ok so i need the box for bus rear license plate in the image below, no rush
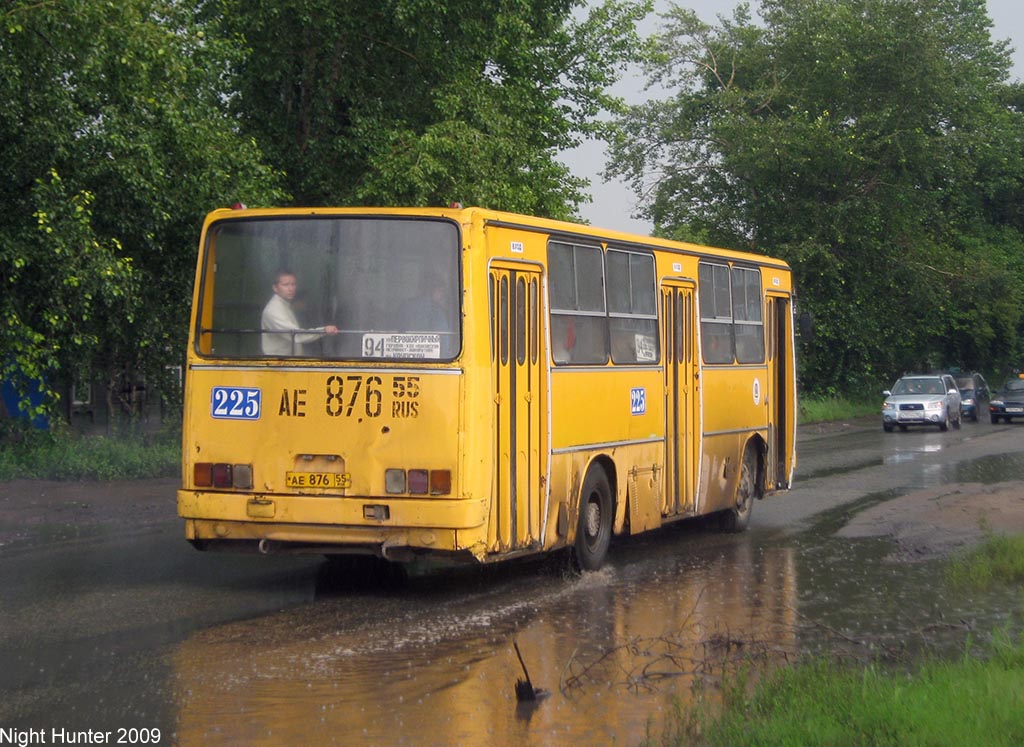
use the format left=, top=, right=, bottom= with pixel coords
left=285, top=472, right=351, bottom=489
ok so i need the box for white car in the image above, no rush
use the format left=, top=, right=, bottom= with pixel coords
left=881, top=374, right=962, bottom=432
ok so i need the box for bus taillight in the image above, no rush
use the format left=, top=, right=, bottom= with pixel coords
left=384, top=468, right=451, bottom=496
left=194, top=462, right=253, bottom=490
left=429, top=470, right=452, bottom=495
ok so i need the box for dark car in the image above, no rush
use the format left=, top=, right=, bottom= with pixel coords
left=882, top=374, right=962, bottom=432
left=955, top=372, right=990, bottom=422
left=989, top=377, right=1024, bottom=424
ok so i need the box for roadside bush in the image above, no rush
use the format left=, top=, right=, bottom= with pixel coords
left=799, top=393, right=878, bottom=423
left=0, top=424, right=180, bottom=480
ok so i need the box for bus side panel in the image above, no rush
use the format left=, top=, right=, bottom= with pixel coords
left=547, top=368, right=665, bottom=540
left=697, top=366, right=769, bottom=514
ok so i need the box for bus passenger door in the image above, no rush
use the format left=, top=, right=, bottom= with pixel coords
left=489, top=263, right=543, bottom=552
left=662, top=280, right=698, bottom=516
left=765, top=294, right=794, bottom=489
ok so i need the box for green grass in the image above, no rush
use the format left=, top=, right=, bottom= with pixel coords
left=646, top=634, right=1024, bottom=746
left=948, top=533, right=1024, bottom=590
left=0, top=427, right=180, bottom=480
left=799, top=393, right=879, bottom=423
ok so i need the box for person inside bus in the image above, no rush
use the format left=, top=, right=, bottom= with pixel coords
left=551, top=315, right=577, bottom=363
left=397, top=274, right=456, bottom=357
left=261, top=269, right=338, bottom=356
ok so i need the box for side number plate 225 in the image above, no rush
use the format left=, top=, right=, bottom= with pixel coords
left=211, top=387, right=262, bottom=420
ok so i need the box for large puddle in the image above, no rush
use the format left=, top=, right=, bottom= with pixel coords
left=3, top=448, right=1021, bottom=744
left=169, top=531, right=799, bottom=746
left=165, top=491, right=1024, bottom=746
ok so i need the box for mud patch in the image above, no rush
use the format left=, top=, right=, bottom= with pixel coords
left=837, top=481, right=1024, bottom=560
left=0, top=477, right=179, bottom=551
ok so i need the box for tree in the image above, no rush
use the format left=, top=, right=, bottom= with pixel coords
left=1, top=0, right=284, bottom=424
left=215, top=0, right=650, bottom=219
left=607, top=0, right=1024, bottom=393
left=2, top=0, right=653, bottom=423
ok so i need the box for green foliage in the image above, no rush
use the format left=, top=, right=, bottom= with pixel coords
left=216, top=0, right=650, bottom=218
left=648, top=635, right=1024, bottom=746
left=0, top=427, right=180, bottom=481
left=799, top=394, right=878, bottom=424
left=1, top=0, right=648, bottom=421
left=1, top=0, right=285, bottom=421
left=609, top=0, right=1024, bottom=395
left=948, top=533, right=1024, bottom=590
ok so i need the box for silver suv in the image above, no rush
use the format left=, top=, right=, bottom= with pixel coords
left=882, top=374, right=962, bottom=432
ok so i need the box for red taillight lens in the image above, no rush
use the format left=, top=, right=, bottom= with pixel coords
left=194, top=463, right=213, bottom=487
left=212, top=463, right=233, bottom=488
left=430, top=470, right=451, bottom=495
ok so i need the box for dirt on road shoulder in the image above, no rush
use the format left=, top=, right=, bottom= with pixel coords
left=838, top=481, right=1024, bottom=560
left=0, top=477, right=179, bottom=550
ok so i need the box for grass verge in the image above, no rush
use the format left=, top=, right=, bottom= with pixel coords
left=0, top=427, right=180, bottom=480
left=947, top=532, right=1024, bottom=590
left=646, top=633, right=1024, bottom=746
left=799, top=393, right=878, bottom=423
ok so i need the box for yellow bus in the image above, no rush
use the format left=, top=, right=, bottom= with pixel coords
left=177, top=206, right=796, bottom=569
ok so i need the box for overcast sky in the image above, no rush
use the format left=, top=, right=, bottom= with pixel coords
left=564, top=0, right=1024, bottom=235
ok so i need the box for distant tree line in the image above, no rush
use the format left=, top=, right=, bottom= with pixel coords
left=2, top=0, right=1021, bottom=428
left=608, top=0, right=1024, bottom=393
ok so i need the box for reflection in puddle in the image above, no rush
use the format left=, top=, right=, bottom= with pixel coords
left=168, top=535, right=799, bottom=746
left=882, top=442, right=945, bottom=466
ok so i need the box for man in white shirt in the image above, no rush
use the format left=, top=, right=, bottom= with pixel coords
left=261, top=270, right=338, bottom=355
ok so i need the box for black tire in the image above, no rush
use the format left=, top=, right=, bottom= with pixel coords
left=883, top=423, right=894, bottom=432
left=573, top=465, right=613, bottom=571
left=991, top=414, right=1001, bottom=424
left=720, top=445, right=758, bottom=533
left=939, top=411, right=949, bottom=431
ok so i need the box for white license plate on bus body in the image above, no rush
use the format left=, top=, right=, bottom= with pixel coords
left=285, top=472, right=351, bottom=488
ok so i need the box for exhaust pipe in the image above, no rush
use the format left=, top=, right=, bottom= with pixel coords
left=258, top=538, right=272, bottom=555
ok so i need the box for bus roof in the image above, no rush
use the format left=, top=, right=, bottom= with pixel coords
left=203, top=205, right=792, bottom=271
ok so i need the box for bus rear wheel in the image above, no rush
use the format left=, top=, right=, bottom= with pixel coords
left=574, top=465, right=612, bottom=571
left=720, top=445, right=758, bottom=533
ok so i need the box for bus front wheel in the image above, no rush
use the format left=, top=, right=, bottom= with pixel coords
left=574, top=465, right=613, bottom=571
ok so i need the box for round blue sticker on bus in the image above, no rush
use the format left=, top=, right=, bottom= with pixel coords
left=630, top=387, right=646, bottom=415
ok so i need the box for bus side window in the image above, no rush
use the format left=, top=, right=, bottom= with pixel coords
left=606, top=249, right=658, bottom=365
left=547, top=241, right=608, bottom=365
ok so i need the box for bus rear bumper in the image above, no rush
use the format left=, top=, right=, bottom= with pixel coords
left=178, top=490, right=487, bottom=559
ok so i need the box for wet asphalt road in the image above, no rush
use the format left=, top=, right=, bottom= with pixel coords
left=0, top=418, right=1022, bottom=745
